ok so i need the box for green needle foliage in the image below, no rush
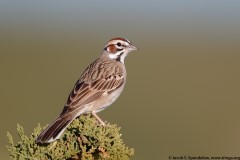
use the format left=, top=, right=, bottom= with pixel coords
left=7, top=115, right=134, bottom=160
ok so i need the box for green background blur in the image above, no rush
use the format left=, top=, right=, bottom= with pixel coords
left=1, top=1, right=240, bottom=159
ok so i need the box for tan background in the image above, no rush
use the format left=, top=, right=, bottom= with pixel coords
left=1, top=1, right=240, bottom=159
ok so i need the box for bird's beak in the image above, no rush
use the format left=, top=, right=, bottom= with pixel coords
left=127, top=44, right=137, bottom=52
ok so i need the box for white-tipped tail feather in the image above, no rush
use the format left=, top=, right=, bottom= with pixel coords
left=36, top=116, right=74, bottom=143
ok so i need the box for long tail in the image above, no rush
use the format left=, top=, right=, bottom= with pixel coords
left=36, top=116, right=74, bottom=144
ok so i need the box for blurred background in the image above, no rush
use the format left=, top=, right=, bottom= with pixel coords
left=1, top=0, right=240, bottom=159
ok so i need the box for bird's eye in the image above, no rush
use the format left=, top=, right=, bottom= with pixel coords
left=116, top=42, right=121, bottom=47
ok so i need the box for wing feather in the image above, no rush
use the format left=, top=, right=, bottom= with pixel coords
left=60, top=74, right=124, bottom=116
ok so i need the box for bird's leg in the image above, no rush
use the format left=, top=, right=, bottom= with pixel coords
left=92, top=111, right=106, bottom=126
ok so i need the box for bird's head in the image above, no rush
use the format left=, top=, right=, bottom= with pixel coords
left=104, top=37, right=137, bottom=63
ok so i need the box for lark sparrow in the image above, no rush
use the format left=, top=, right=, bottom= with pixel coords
left=36, top=37, right=137, bottom=143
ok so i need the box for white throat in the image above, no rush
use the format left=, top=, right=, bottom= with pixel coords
left=108, top=52, right=128, bottom=64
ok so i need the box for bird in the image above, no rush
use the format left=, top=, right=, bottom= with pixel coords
left=36, top=37, right=137, bottom=144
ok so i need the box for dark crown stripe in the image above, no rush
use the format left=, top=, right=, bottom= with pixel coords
left=109, top=37, right=130, bottom=44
